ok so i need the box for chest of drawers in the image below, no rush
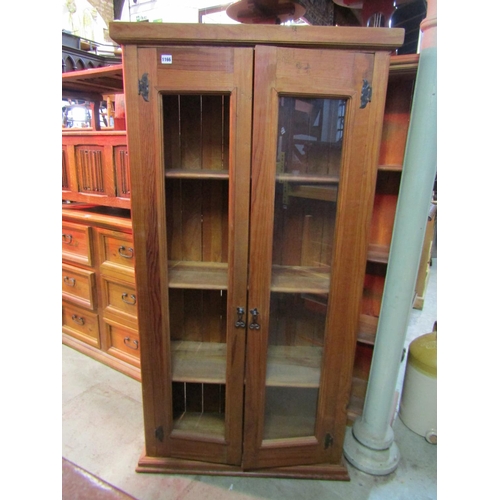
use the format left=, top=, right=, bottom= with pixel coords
left=62, top=205, right=140, bottom=379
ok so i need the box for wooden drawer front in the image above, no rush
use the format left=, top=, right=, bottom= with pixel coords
left=62, top=303, right=100, bottom=348
left=98, top=229, right=135, bottom=280
left=102, top=277, right=138, bottom=325
left=105, top=320, right=140, bottom=368
left=62, top=222, right=93, bottom=266
left=62, top=264, right=96, bottom=310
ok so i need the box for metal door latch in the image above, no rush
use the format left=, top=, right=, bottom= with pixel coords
left=360, top=79, right=372, bottom=109
left=235, top=307, right=246, bottom=328
left=249, top=308, right=260, bottom=330
left=139, top=73, right=149, bottom=102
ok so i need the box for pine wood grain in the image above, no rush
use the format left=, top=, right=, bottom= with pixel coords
left=113, top=22, right=401, bottom=475
left=110, top=22, right=404, bottom=51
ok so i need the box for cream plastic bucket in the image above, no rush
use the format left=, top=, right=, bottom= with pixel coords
left=399, top=328, right=437, bottom=444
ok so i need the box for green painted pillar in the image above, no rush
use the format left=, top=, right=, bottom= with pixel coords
left=343, top=0, right=437, bottom=475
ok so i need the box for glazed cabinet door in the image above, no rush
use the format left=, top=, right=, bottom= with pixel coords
left=243, top=45, right=390, bottom=470
left=124, top=45, right=253, bottom=466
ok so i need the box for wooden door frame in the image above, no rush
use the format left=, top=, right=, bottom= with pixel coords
left=125, top=44, right=253, bottom=466
left=243, top=45, right=391, bottom=470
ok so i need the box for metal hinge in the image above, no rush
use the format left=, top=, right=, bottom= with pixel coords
left=324, top=433, right=334, bottom=449
left=360, top=79, right=372, bottom=109
left=155, top=426, right=164, bottom=442
left=138, top=73, right=149, bottom=102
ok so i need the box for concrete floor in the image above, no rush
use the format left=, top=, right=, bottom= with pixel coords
left=62, top=260, right=437, bottom=500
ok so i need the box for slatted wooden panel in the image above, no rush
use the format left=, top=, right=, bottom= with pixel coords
left=272, top=188, right=337, bottom=268
left=166, top=179, right=229, bottom=264
left=114, top=146, right=131, bottom=197
left=268, top=293, right=326, bottom=347
left=163, top=94, right=230, bottom=172
left=168, top=289, right=227, bottom=343
left=76, top=146, right=105, bottom=193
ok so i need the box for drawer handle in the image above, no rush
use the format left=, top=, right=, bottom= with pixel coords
left=118, top=246, right=134, bottom=259
left=63, top=276, right=76, bottom=287
left=62, top=233, right=73, bottom=244
left=124, top=337, right=139, bottom=350
left=121, top=293, right=137, bottom=305
left=71, top=314, right=84, bottom=325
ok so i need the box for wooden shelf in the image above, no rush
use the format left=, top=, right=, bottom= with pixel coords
left=172, top=412, right=225, bottom=438
left=166, top=169, right=229, bottom=180
left=62, top=64, right=123, bottom=99
left=388, top=53, right=419, bottom=76
left=271, top=265, right=330, bottom=294
left=276, top=173, right=340, bottom=184
left=170, top=342, right=325, bottom=389
left=171, top=341, right=227, bottom=384
left=378, top=164, right=403, bottom=172
left=366, top=243, right=390, bottom=264
left=287, top=184, right=338, bottom=202
left=266, top=345, right=322, bottom=388
left=168, top=261, right=228, bottom=290
left=357, top=314, right=378, bottom=345
left=168, top=264, right=331, bottom=293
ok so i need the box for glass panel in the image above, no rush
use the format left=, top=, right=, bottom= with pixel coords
left=276, top=97, right=344, bottom=180
left=263, top=96, right=344, bottom=441
left=163, top=94, right=230, bottom=438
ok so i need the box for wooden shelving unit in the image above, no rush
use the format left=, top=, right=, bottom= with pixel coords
left=110, top=21, right=404, bottom=479
left=61, top=48, right=430, bottom=444
left=347, top=53, right=424, bottom=421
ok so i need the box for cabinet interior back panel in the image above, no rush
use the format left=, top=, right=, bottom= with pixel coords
left=168, top=289, right=227, bottom=344
left=166, top=179, right=229, bottom=264
left=272, top=188, right=336, bottom=268
left=163, top=94, right=230, bottom=172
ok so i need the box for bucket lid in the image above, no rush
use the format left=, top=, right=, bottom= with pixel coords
left=408, top=332, right=437, bottom=377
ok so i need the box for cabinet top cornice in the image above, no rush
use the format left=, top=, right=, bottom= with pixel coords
left=109, top=22, right=404, bottom=51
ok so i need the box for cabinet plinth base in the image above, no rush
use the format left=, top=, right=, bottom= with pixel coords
left=136, top=452, right=350, bottom=481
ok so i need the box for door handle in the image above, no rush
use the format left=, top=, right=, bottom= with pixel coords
left=249, top=308, right=260, bottom=330
left=235, top=307, right=246, bottom=328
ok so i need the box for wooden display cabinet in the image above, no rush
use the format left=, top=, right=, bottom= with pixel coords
left=348, top=54, right=423, bottom=422
left=62, top=205, right=141, bottom=379
left=110, top=22, right=403, bottom=479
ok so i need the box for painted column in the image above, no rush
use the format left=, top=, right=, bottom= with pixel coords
left=343, top=0, right=437, bottom=475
